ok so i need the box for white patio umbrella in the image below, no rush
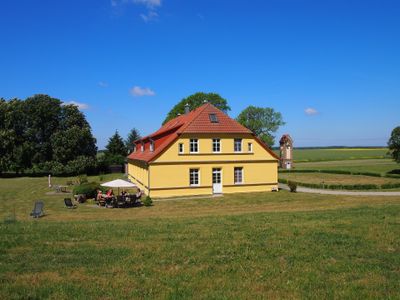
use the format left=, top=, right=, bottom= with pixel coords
left=100, top=179, right=137, bottom=194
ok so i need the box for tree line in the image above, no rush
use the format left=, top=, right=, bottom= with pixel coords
left=0, top=94, right=140, bottom=176
left=4, top=92, right=396, bottom=177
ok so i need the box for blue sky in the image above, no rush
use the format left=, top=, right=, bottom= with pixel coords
left=1, top=0, right=399, bottom=149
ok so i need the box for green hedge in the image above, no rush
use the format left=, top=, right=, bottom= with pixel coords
left=72, top=182, right=101, bottom=199
left=279, top=179, right=399, bottom=190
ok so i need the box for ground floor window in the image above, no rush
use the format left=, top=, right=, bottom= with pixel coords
left=234, top=167, right=243, bottom=184
left=189, top=168, right=200, bottom=186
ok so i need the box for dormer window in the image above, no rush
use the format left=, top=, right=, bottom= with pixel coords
left=209, top=113, right=219, bottom=123
left=133, top=144, right=137, bottom=152
left=150, top=139, right=155, bottom=152
left=141, top=142, right=144, bottom=152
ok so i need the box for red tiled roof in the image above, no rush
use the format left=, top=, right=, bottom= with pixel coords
left=127, top=103, right=277, bottom=163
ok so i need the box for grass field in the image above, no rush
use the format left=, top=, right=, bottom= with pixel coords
left=1, top=175, right=400, bottom=298
left=279, top=172, right=400, bottom=186
left=274, top=148, right=390, bottom=162
left=294, top=159, right=399, bottom=175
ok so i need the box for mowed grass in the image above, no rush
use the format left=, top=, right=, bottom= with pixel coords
left=279, top=172, right=400, bottom=186
left=273, top=148, right=390, bottom=162
left=0, top=176, right=400, bottom=298
left=295, top=159, right=399, bottom=175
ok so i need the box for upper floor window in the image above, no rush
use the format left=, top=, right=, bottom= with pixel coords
left=212, top=138, right=221, bottom=153
left=248, top=142, right=253, bottom=152
left=150, top=140, right=154, bottom=152
left=189, top=168, right=200, bottom=186
left=234, top=167, right=243, bottom=184
left=234, top=138, right=242, bottom=152
left=190, top=139, right=199, bottom=153
left=179, top=143, right=184, bottom=154
left=141, top=142, right=144, bottom=152
left=133, top=144, right=137, bottom=152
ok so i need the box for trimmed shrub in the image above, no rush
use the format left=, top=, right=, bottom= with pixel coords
left=288, top=181, right=297, bottom=193
left=387, top=169, right=400, bottom=175
left=76, top=175, right=88, bottom=185
left=352, top=171, right=381, bottom=177
left=278, top=178, right=288, bottom=184
left=279, top=169, right=318, bottom=173
left=381, top=183, right=400, bottom=189
left=385, top=174, right=400, bottom=179
left=143, top=196, right=153, bottom=207
left=320, top=169, right=352, bottom=175
left=72, top=182, right=100, bottom=199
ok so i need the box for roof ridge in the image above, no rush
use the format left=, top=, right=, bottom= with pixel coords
left=178, top=102, right=211, bottom=133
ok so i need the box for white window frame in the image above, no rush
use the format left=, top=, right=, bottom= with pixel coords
left=234, top=167, right=244, bottom=184
left=179, top=143, right=184, bottom=154
left=212, top=138, right=221, bottom=153
left=234, top=138, right=242, bottom=152
left=190, top=138, right=199, bottom=153
left=141, top=142, right=144, bottom=152
left=133, top=144, right=136, bottom=152
left=189, top=168, right=200, bottom=186
left=248, top=142, right=253, bottom=153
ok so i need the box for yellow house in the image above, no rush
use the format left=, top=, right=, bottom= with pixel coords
left=127, top=103, right=278, bottom=198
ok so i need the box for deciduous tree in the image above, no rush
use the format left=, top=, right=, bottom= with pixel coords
left=163, top=92, right=231, bottom=124
left=236, top=106, right=285, bottom=147
left=388, top=126, right=400, bottom=163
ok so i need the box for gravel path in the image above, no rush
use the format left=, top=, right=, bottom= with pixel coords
left=279, top=183, right=400, bottom=196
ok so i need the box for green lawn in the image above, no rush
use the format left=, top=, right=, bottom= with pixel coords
left=0, top=175, right=400, bottom=298
left=274, top=148, right=390, bottom=162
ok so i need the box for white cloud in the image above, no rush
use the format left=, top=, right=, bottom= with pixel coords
left=305, top=108, right=318, bottom=115
left=111, top=0, right=161, bottom=8
left=111, top=0, right=162, bottom=22
left=62, top=101, right=89, bottom=110
left=130, top=86, right=156, bottom=97
left=98, top=81, right=109, bottom=88
left=140, top=10, right=158, bottom=22
left=134, top=0, right=161, bottom=9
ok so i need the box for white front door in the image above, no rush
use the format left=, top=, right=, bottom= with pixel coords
left=212, top=168, right=222, bottom=194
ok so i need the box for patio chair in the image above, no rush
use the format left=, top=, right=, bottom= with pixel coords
left=105, top=197, right=114, bottom=208
left=116, top=195, right=125, bottom=208
left=64, top=198, right=77, bottom=209
left=30, top=201, right=44, bottom=218
left=98, top=197, right=106, bottom=207
left=129, top=194, right=137, bottom=206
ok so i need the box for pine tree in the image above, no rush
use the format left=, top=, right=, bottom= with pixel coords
left=125, top=128, right=141, bottom=153
left=105, top=131, right=127, bottom=156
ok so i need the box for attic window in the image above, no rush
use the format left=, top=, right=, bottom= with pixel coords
left=209, top=114, right=219, bottom=123
left=150, top=140, right=155, bottom=152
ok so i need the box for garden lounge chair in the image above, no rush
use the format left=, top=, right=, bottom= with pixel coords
left=64, top=198, right=77, bottom=209
left=30, top=201, right=44, bottom=218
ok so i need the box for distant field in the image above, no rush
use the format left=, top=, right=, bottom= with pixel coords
left=274, top=148, right=389, bottom=162
left=0, top=176, right=399, bottom=298
left=294, top=159, right=399, bottom=175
